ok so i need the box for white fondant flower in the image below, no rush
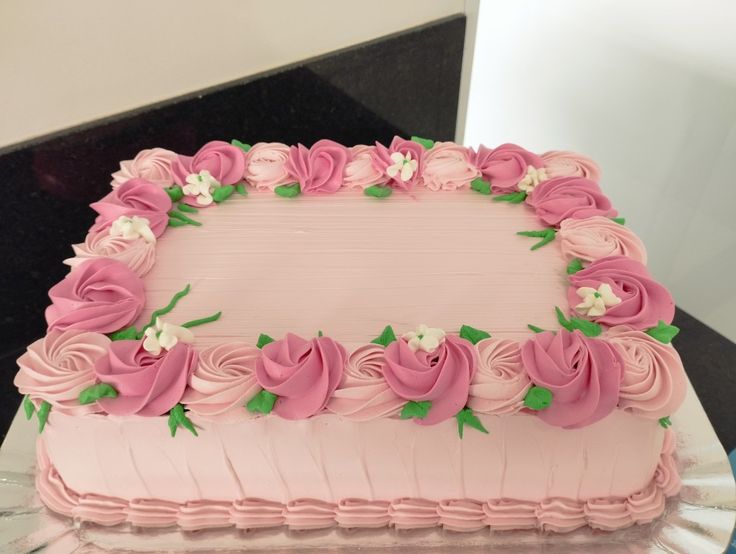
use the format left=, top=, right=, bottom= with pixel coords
left=402, top=324, right=446, bottom=353
left=575, top=284, right=622, bottom=317
left=182, top=169, right=221, bottom=206
left=109, top=215, right=156, bottom=243
left=517, top=165, right=548, bottom=193
left=386, top=151, right=418, bottom=182
left=142, top=317, right=195, bottom=355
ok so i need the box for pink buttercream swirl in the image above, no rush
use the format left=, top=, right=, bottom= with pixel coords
left=388, top=498, right=439, bottom=530
left=482, top=499, right=538, bottom=530
left=178, top=501, right=232, bottom=531
left=343, top=145, right=388, bottom=189
left=584, top=498, right=634, bottom=531
left=243, top=142, right=292, bottom=191
left=422, top=142, right=479, bottom=191
left=437, top=499, right=485, bottom=532
left=256, top=333, right=347, bottom=419
left=127, top=499, right=180, bottom=528
left=171, top=140, right=246, bottom=186
left=606, top=326, right=687, bottom=419
left=283, top=499, right=336, bottom=530
left=94, top=340, right=198, bottom=417
left=371, top=136, right=425, bottom=191
left=335, top=499, right=391, bottom=529
left=526, top=176, right=617, bottom=227
left=520, top=330, right=624, bottom=429
left=541, top=150, right=601, bottom=182
left=467, top=338, right=531, bottom=416
left=45, top=258, right=145, bottom=334
left=568, top=255, right=675, bottom=329
left=472, top=143, right=544, bottom=194
left=558, top=216, right=647, bottom=264
left=15, top=329, right=110, bottom=415
left=285, top=139, right=349, bottom=194
left=230, top=498, right=285, bottom=530
left=534, top=498, right=587, bottom=533
left=181, top=342, right=261, bottom=423
left=65, top=227, right=156, bottom=278
left=90, top=178, right=172, bottom=238
left=111, top=147, right=178, bottom=189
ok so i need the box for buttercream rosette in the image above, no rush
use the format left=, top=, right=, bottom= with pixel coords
left=422, top=142, right=479, bottom=191
left=467, top=338, right=531, bottom=416
left=526, top=176, right=617, bottom=227
left=171, top=140, right=246, bottom=187
left=91, top=178, right=172, bottom=238
left=472, top=143, right=544, bottom=194
left=541, top=150, right=601, bottom=181
left=111, top=147, right=178, bottom=189
left=558, top=216, right=647, bottom=264
left=343, top=145, right=389, bottom=189
left=371, top=136, right=425, bottom=191
left=285, top=139, right=349, bottom=194
left=243, top=142, right=292, bottom=191
left=65, top=227, right=156, bottom=278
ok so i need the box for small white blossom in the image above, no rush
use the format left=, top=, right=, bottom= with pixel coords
left=517, top=165, right=548, bottom=193
left=386, top=151, right=418, bottom=182
left=403, top=324, right=446, bottom=353
left=182, top=170, right=221, bottom=206
left=109, top=215, right=156, bottom=243
left=142, top=317, right=195, bottom=355
left=575, top=284, right=622, bottom=317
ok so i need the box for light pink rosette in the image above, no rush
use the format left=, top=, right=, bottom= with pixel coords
left=568, top=256, right=675, bottom=329
left=64, top=227, right=156, bottom=278
left=181, top=342, right=261, bottom=423
left=45, top=258, right=145, bottom=334
left=15, top=329, right=111, bottom=415
left=243, top=142, right=292, bottom=190
left=541, top=150, right=601, bottom=182
left=343, top=145, right=388, bottom=189
left=422, top=142, right=479, bottom=191
left=94, top=340, right=198, bottom=416
left=382, top=335, right=477, bottom=425
left=171, top=140, right=246, bottom=186
left=371, top=136, right=425, bottom=191
left=255, top=333, right=347, bottom=419
left=111, top=148, right=178, bottom=189
left=606, top=326, right=686, bottom=419
left=558, top=216, right=647, bottom=264
left=467, top=338, right=531, bottom=415
left=326, top=344, right=404, bottom=420
left=526, top=176, right=617, bottom=227
left=520, top=330, right=624, bottom=428
left=90, top=178, right=172, bottom=238
left=472, top=143, right=544, bottom=194
left=285, top=139, right=349, bottom=194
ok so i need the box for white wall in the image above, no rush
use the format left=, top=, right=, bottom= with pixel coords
left=0, top=0, right=464, bottom=148
left=464, top=0, right=736, bottom=341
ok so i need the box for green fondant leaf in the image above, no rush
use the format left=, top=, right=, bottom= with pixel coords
left=555, top=307, right=574, bottom=331
left=517, top=229, right=556, bottom=250
left=37, top=401, right=51, bottom=433
left=78, top=383, right=118, bottom=405
left=177, top=203, right=198, bottom=213
left=410, top=136, right=435, bottom=149
left=256, top=333, right=275, bottom=349
left=231, top=139, right=252, bottom=152
left=645, top=321, right=680, bottom=344
left=181, top=311, right=222, bottom=329
left=364, top=185, right=393, bottom=198
left=566, top=258, right=584, bottom=275
left=493, top=191, right=527, bottom=204
left=275, top=183, right=301, bottom=198
left=455, top=407, right=489, bottom=439
left=167, top=413, right=178, bottom=437
left=168, top=404, right=198, bottom=437
left=140, top=284, right=191, bottom=338
left=317, top=330, right=324, bottom=337
left=165, top=185, right=184, bottom=202
left=527, top=324, right=547, bottom=334
left=459, top=324, right=491, bottom=345
left=371, top=325, right=397, bottom=347
left=168, top=210, right=202, bottom=226
left=235, top=183, right=247, bottom=195
left=167, top=217, right=188, bottom=227
left=213, top=185, right=235, bottom=203
left=109, top=325, right=138, bottom=341
left=611, top=217, right=626, bottom=225
left=23, top=395, right=35, bottom=420
left=470, top=178, right=491, bottom=195
left=569, top=317, right=603, bottom=337
left=524, top=386, right=553, bottom=411
left=659, top=416, right=672, bottom=428
left=246, top=389, right=278, bottom=414
left=399, top=400, right=432, bottom=420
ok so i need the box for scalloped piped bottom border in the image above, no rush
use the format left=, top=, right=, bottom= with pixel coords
left=35, top=430, right=681, bottom=534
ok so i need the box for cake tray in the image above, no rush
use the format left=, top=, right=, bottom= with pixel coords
left=1, top=379, right=733, bottom=553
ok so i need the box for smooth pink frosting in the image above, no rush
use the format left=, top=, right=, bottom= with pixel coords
left=382, top=335, right=477, bottom=425
left=15, top=329, right=110, bottom=415
left=371, top=136, right=425, bottom=191
left=422, top=142, right=479, bottom=191
left=343, top=145, right=388, bottom=189
left=325, top=343, right=403, bottom=420
left=285, top=139, right=348, bottom=194
left=181, top=342, right=261, bottom=423
left=541, top=150, right=601, bottom=182
left=606, top=326, right=687, bottom=419
left=256, top=334, right=347, bottom=419
left=243, top=142, right=292, bottom=190
left=558, top=216, right=647, bottom=264
left=526, top=176, right=617, bottom=227
left=111, top=147, right=178, bottom=189
left=95, top=340, right=198, bottom=416
left=65, top=227, right=156, bottom=277
left=172, top=140, right=246, bottom=186
left=437, top=499, right=486, bottom=532
left=283, top=499, right=336, bottom=530
left=335, top=499, right=391, bottom=528
left=90, top=178, right=172, bottom=238
left=520, top=330, right=624, bottom=429
left=467, top=338, right=531, bottom=415
left=388, top=498, right=439, bottom=529
left=568, top=255, right=675, bottom=329
left=472, top=143, right=544, bottom=194
left=45, top=258, right=145, bottom=334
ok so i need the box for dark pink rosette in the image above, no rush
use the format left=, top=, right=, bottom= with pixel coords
left=382, top=335, right=477, bottom=424
left=285, top=139, right=349, bottom=194
left=255, top=333, right=347, bottom=419
left=471, top=143, right=544, bottom=194
left=45, top=258, right=145, bottom=334
left=568, top=256, right=675, bottom=329
left=520, top=330, right=624, bottom=428
left=526, top=176, right=617, bottom=227
left=94, top=340, right=198, bottom=416
left=90, top=178, right=172, bottom=238
left=171, top=140, right=246, bottom=186
left=371, top=136, right=425, bottom=191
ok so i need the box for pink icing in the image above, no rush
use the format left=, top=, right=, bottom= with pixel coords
left=467, top=338, right=531, bottom=415
left=482, top=499, right=538, bottom=530
left=526, top=176, right=617, bottom=227
left=388, top=498, right=439, bottom=529
left=558, top=216, right=647, bottom=264
left=334, top=499, right=391, bottom=528
left=382, top=335, right=477, bottom=425
left=243, top=142, right=292, bottom=190
left=285, top=139, right=348, bottom=194
left=654, top=430, right=682, bottom=496
left=541, top=150, right=601, bottom=182
left=626, top=481, right=665, bottom=524
left=256, top=334, right=347, bottom=419
left=230, top=498, right=285, bottom=530
left=472, top=143, right=544, bottom=194
left=326, top=343, right=403, bottom=420
left=178, top=501, right=232, bottom=530
left=14, top=329, right=110, bottom=415
left=371, top=136, right=425, bottom=191
left=110, top=147, right=178, bottom=189
left=90, top=178, right=172, bottom=238
left=520, top=330, right=624, bottom=429
left=568, top=255, right=675, bottom=329
left=283, top=499, right=336, bottom=530
left=171, top=140, right=246, bottom=186
left=422, top=142, right=479, bottom=191
left=94, top=340, right=198, bottom=416
left=343, top=145, right=388, bottom=189
left=535, top=498, right=587, bottom=533
left=65, top=227, right=156, bottom=278
left=127, top=499, right=180, bottom=527
left=45, top=258, right=145, bottom=334
left=437, top=499, right=486, bottom=532
left=72, top=494, right=128, bottom=526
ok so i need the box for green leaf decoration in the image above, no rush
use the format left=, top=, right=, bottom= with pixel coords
left=23, top=395, right=35, bottom=420
left=371, top=325, right=397, bottom=347
left=459, top=324, right=491, bottom=345
left=177, top=203, right=198, bottom=213
left=235, top=183, right=248, bottom=196
left=213, top=185, right=235, bottom=203
left=645, top=321, right=680, bottom=344
left=364, top=184, right=393, bottom=198
left=231, top=139, right=252, bottom=152
left=37, top=401, right=51, bottom=433
left=399, top=400, right=432, bottom=420
left=168, top=404, right=198, bottom=437
left=165, top=185, right=184, bottom=202
left=555, top=306, right=603, bottom=337
left=78, top=383, right=118, bottom=405
left=455, top=407, right=489, bottom=439
left=246, top=389, right=278, bottom=414
left=256, top=333, right=275, bottom=349
left=659, top=416, right=672, bottom=428
left=168, top=210, right=202, bottom=226
left=167, top=217, right=188, bottom=227
left=139, top=284, right=191, bottom=337
left=493, top=191, right=527, bottom=204
left=566, top=258, right=584, bottom=275
left=470, top=178, right=491, bottom=195
left=109, top=325, right=139, bottom=341
left=517, top=229, right=556, bottom=250
left=317, top=330, right=324, bottom=337
left=181, top=311, right=222, bottom=329
left=611, top=217, right=626, bottom=225
left=527, top=324, right=547, bottom=333
left=555, top=307, right=574, bottom=331
left=410, top=136, right=435, bottom=149
left=275, top=183, right=301, bottom=198
left=524, top=386, right=553, bottom=411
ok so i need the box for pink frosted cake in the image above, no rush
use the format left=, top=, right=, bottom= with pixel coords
left=14, top=137, right=685, bottom=534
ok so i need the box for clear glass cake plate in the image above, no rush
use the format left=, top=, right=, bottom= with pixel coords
left=1, top=379, right=734, bottom=553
